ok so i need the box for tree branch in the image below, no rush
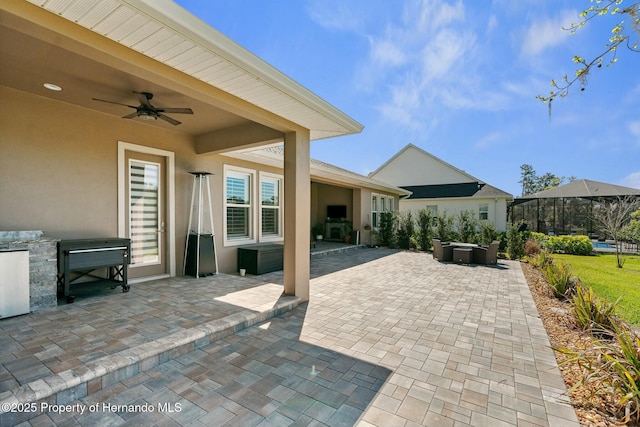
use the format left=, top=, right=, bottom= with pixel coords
left=537, top=1, right=640, bottom=117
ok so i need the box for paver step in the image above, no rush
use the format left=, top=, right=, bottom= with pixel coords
left=0, top=296, right=299, bottom=426
left=310, top=243, right=365, bottom=257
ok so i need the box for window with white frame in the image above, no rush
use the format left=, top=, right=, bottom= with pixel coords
left=225, top=168, right=254, bottom=242
left=479, top=203, right=489, bottom=220
left=371, top=195, right=378, bottom=228
left=372, top=194, right=394, bottom=229
left=260, top=174, right=282, bottom=238
left=379, top=195, right=394, bottom=214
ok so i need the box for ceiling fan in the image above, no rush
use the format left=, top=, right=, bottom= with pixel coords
left=92, top=91, right=193, bottom=125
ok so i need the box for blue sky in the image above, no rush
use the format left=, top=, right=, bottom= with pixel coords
left=174, top=0, right=640, bottom=197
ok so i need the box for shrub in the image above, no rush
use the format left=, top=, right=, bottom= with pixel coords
left=584, top=323, right=640, bottom=423
left=409, top=235, right=419, bottom=250
left=455, top=210, right=478, bottom=242
left=571, top=284, right=621, bottom=338
left=378, top=212, right=395, bottom=247
left=605, top=323, right=640, bottom=424
left=524, top=239, right=542, bottom=257
left=506, top=222, right=525, bottom=259
left=396, top=211, right=414, bottom=250
left=545, top=235, right=594, bottom=255
left=416, top=208, right=433, bottom=251
left=478, top=221, right=498, bottom=245
left=526, top=250, right=553, bottom=269
left=434, top=212, right=455, bottom=242
left=528, top=232, right=547, bottom=245
left=497, top=231, right=508, bottom=251
left=542, top=261, right=577, bottom=300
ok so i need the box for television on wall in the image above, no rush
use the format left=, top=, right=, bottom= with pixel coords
left=327, top=205, right=347, bottom=219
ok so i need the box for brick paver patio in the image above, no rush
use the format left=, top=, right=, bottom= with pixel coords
left=1, top=248, right=578, bottom=426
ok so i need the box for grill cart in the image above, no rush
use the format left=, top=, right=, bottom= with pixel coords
left=57, top=238, right=131, bottom=303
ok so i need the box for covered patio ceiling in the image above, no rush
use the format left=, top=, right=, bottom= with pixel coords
left=1, top=0, right=363, bottom=152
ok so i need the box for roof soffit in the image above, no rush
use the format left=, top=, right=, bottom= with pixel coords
left=22, top=0, right=363, bottom=140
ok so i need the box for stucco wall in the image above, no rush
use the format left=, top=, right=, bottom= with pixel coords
left=400, top=197, right=509, bottom=232
left=0, top=87, right=195, bottom=243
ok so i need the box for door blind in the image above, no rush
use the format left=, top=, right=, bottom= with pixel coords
left=130, top=161, right=160, bottom=265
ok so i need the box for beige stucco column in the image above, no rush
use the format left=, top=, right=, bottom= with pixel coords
left=283, top=130, right=311, bottom=301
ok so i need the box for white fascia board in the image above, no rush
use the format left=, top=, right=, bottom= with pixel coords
left=122, top=0, right=363, bottom=136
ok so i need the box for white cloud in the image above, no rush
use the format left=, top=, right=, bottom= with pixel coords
left=420, top=29, right=469, bottom=82
left=413, top=0, right=465, bottom=32
left=486, top=14, right=498, bottom=34
left=369, top=36, right=407, bottom=67
left=629, top=120, right=640, bottom=141
left=307, top=1, right=364, bottom=32
left=378, top=78, right=423, bottom=129
left=349, top=0, right=552, bottom=128
left=619, top=172, right=640, bottom=189
left=521, top=9, right=577, bottom=56
left=358, top=0, right=494, bottom=126
left=474, top=132, right=505, bottom=150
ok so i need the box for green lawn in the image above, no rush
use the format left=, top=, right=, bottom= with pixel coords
left=554, top=253, right=640, bottom=325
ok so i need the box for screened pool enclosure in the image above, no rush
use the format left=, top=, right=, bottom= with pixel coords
left=509, top=179, right=640, bottom=236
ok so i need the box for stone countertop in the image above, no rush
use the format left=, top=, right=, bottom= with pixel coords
left=0, top=231, right=59, bottom=247
left=0, top=230, right=44, bottom=241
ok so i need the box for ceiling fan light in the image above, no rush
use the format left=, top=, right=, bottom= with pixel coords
left=138, top=110, right=157, bottom=120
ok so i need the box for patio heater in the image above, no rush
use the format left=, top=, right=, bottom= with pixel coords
left=183, top=171, right=218, bottom=277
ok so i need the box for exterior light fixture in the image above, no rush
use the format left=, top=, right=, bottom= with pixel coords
left=138, top=110, right=158, bottom=120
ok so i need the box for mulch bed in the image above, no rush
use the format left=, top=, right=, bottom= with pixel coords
left=521, top=262, right=626, bottom=426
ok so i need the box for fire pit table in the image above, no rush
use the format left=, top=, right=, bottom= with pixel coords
left=453, top=247, right=473, bottom=264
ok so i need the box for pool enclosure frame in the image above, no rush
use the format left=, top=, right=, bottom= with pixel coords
left=510, top=197, right=598, bottom=236
left=509, top=179, right=640, bottom=237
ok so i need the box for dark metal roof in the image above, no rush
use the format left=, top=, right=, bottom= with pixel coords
left=400, top=182, right=512, bottom=200
left=514, top=179, right=640, bottom=204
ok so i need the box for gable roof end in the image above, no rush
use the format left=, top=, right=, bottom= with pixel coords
left=369, top=143, right=481, bottom=183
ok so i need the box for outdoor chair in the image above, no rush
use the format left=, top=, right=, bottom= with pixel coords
left=432, top=238, right=453, bottom=262
left=472, top=241, right=499, bottom=265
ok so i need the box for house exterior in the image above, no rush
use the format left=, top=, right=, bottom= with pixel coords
left=0, top=0, right=371, bottom=306
left=369, top=144, right=513, bottom=231
left=223, top=147, right=410, bottom=245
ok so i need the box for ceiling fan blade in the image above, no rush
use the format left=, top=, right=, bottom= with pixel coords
left=92, top=98, right=137, bottom=109
left=156, top=107, right=193, bottom=114
left=122, top=112, right=138, bottom=119
left=157, top=113, right=181, bottom=126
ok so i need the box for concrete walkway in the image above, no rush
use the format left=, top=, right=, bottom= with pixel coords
left=1, top=249, right=578, bottom=426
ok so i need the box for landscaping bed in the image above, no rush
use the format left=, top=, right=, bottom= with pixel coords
left=523, top=262, right=636, bottom=426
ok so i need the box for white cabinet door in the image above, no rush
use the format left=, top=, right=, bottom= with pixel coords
left=0, top=250, right=30, bottom=318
